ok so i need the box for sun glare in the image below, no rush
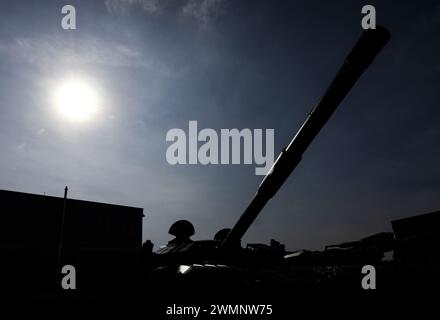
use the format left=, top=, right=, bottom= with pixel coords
left=53, top=78, right=99, bottom=122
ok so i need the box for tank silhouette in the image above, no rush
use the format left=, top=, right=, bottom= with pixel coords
left=142, top=26, right=437, bottom=296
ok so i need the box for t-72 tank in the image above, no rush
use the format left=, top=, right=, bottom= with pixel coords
left=143, top=26, right=392, bottom=298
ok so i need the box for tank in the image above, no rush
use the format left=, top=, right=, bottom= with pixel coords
left=142, top=27, right=396, bottom=297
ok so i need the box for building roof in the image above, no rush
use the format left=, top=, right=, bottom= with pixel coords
left=0, top=189, right=144, bottom=217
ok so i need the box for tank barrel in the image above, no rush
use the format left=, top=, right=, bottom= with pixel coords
left=220, top=26, right=391, bottom=248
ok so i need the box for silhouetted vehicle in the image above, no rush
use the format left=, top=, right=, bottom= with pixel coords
left=142, top=26, right=439, bottom=298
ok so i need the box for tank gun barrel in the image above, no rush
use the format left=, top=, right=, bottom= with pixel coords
left=221, top=26, right=390, bottom=248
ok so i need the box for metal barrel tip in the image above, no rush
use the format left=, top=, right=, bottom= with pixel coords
left=347, top=25, right=391, bottom=66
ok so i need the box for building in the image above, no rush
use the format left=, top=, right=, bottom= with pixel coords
left=392, top=210, right=440, bottom=263
left=0, top=189, right=144, bottom=299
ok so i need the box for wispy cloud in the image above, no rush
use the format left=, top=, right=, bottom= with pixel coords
left=181, top=0, right=226, bottom=27
left=0, top=35, right=172, bottom=75
left=105, top=0, right=162, bottom=15
left=105, top=0, right=227, bottom=27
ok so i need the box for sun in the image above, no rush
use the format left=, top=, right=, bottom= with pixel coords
left=53, top=78, right=99, bottom=122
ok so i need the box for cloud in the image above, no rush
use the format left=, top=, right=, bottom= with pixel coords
left=16, top=143, right=26, bottom=150
left=181, top=0, right=226, bottom=27
left=105, top=0, right=162, bottom=15
left=105, top=0, right=227, bottom=27
left=0, top=35, right=172, bottom=76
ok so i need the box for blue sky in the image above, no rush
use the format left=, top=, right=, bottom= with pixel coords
left=1, top=0, right=439, bottom=250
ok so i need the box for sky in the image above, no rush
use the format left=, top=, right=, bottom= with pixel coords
left=0, top=0, right=439, bottom=251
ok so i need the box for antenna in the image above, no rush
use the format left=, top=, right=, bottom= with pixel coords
left=56, top=186, right=68, bottom=285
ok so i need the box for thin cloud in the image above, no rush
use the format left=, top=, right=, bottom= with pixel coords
left=105, top=0, right=162, bottom=15
left=181, top=0, right=226, bottom=27
left=105, top=0, right=227, bottom=27
left=0, top=35, right=172, bottom=76
left=16, top=143, right=26, bottom=150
